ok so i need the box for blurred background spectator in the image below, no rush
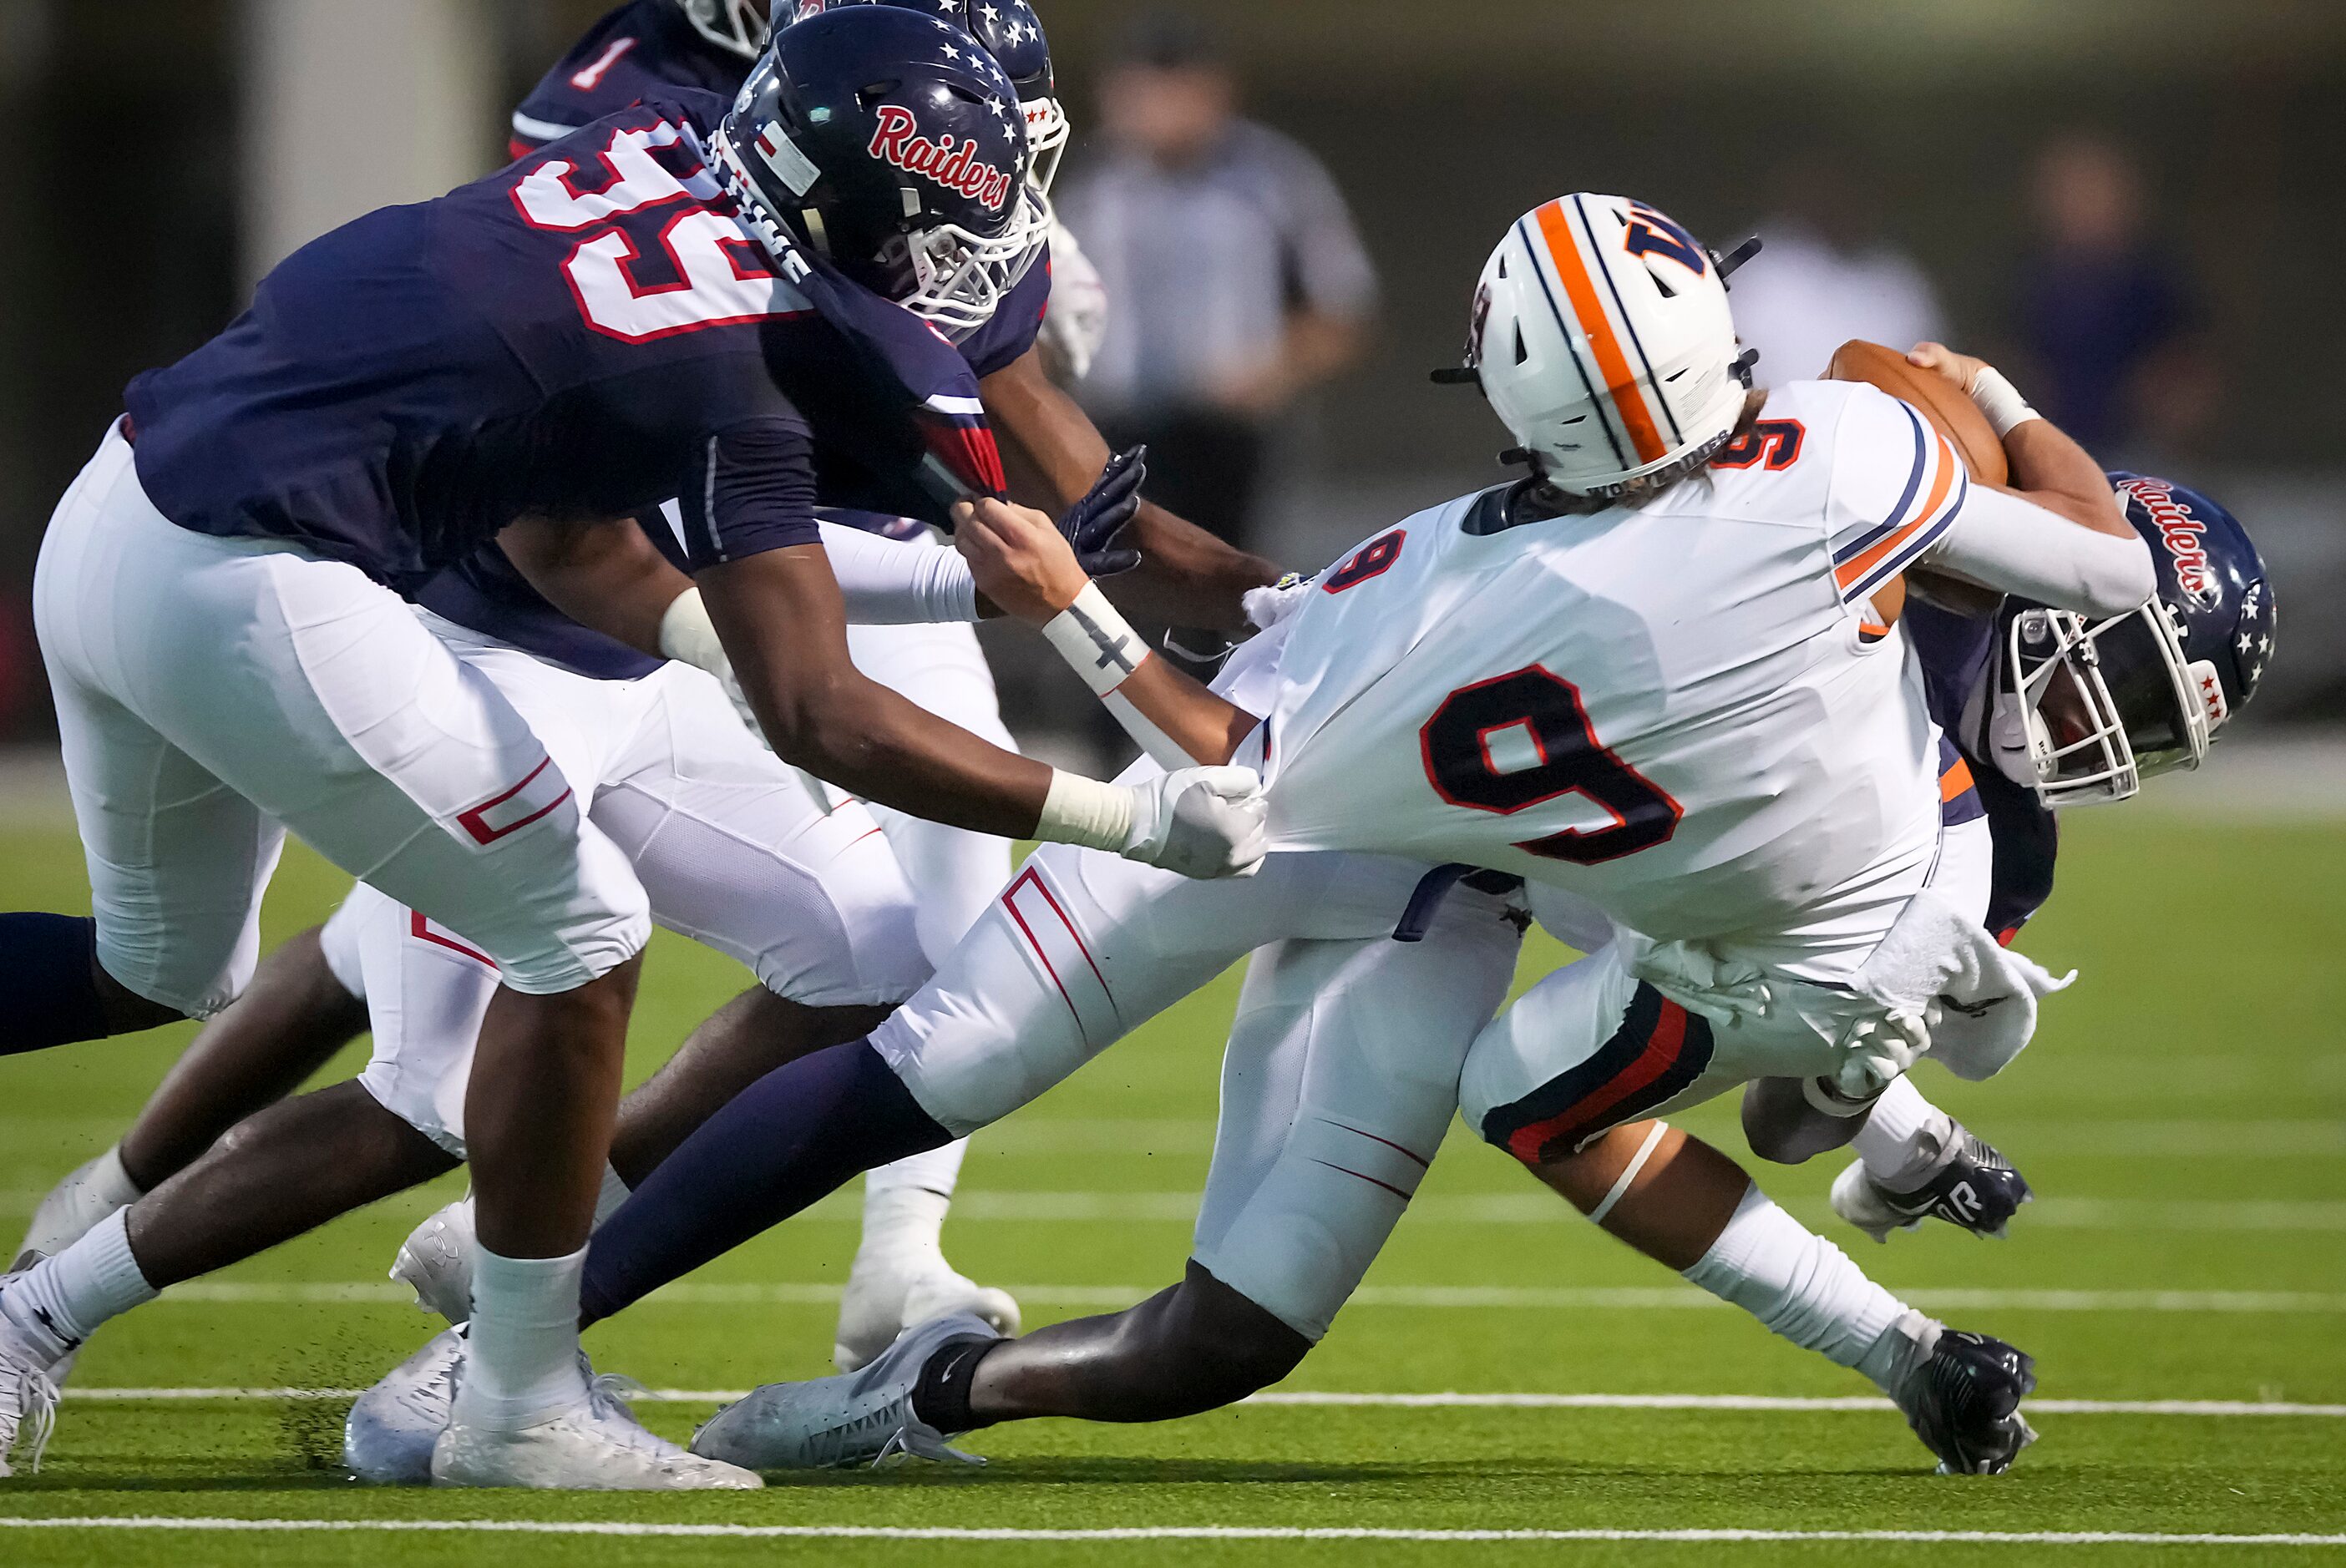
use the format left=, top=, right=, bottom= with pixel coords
left=1727, top=149, right=1947, bottom=384
left=1058, top=13, right=1376, bottom=557
left=2018, top=131, right=2218, bottom=464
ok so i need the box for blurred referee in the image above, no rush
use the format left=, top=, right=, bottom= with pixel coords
left=1061, top=15, right=1376, bottom=557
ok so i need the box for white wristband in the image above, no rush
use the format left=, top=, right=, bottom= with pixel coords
left=656, top=587, right=727, bottom=675
left=1034, top=767, right=1132, bottom=852
left=1041, top=581, right=1148, bottom=697
left=1968, top=367, right=2041, bottom=439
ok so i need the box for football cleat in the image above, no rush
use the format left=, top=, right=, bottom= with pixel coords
left=696, top=1311, right=997, bottom=1470
left=1891, top=1328, right=2039, bottom=1474
left=834, top=1254, right=1021, bottom=1373
left=343, top=1326, right=465, bottom=1485
left=432, top=1372, right=760, bottom=1491
left=0, top=1285, right=62, bottom=1478
left=390, top=1197, right=477, bottom=1326
left=1831, top=1123, right=2032, bottom=1243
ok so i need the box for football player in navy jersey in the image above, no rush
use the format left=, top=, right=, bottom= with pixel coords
left=0, top=9, right=1268, bottom=1488
left=12, top=0, right=1128, bottom=1393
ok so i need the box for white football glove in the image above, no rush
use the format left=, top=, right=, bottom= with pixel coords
left=1038, top=219, right=1109, bottom=383
left=1119, top=764, right=1268, bottom=878
left=1241, top=572, right=1310, bottom=635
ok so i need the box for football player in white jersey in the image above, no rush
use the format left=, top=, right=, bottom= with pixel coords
left=343, top=193, right=2147, bottom=1479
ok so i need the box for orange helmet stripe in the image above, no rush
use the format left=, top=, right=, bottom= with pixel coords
left=1533, top=200, right=1669, bottom=467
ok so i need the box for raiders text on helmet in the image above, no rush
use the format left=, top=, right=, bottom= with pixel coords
left=1989, top=473, right=2275, bottom=807
left=716, top=6, right=1046, bottom=338
left=772, top=0, right=1068, bottom=193
left=1462, top=195, right=1750, bottom=498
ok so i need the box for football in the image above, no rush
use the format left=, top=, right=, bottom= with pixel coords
left=1824, top=338, right=2011, bottom=488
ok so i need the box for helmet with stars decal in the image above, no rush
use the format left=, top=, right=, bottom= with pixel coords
left=1986, top=472, right=2275, bottom=807
left=772, top=0, right=1069, bottom=195
left=717, top=5, right=1046, bottom=339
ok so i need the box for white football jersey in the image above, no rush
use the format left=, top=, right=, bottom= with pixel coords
left=1259, top=378, right=1972, bottom=978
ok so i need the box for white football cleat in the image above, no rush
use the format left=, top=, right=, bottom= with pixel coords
left=698, top=1310, right=997, bottom=1470
left=0, top=1289, right=62, bottom=1478
left=390, top=1197, right=477, bottom=1326
left=835, top=1252, right=1021, bottom=1373
left=432, top=1374, right=761, bottom=1491
left=343, top=1327, right=464, bottom=1485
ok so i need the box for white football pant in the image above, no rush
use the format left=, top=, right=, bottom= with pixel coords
left=316, top=618, right=930, bottom=1156
left=33, top=422, right=648, bottom=1018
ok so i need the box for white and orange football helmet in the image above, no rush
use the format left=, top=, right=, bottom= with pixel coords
left=1459, top=194, right=1756, bottom=497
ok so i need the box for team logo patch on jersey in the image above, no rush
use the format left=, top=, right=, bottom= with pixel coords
left=2115, top=476, right=2217, bottom=604
left=867, top=104, right=1013, bottom=213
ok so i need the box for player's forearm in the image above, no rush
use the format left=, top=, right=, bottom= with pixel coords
left=1040, top=584, right=1257, bottom=768
left=1999, top=417, right=2131, bottom=539
left=983, top=349, right=1280, bottom=632
left=500, top=514, right=689, bottom=657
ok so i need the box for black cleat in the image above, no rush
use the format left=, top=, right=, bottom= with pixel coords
left=1894, top=1329, right=2038, bottom=1474
left=1832, top=1123, right=2033, bottom=1242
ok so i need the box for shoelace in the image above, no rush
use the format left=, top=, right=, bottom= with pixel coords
left=584, top=1373, right=701, bottom=1464
left=874, top=1419, right=983, bottom=1469
left=4, top=1363, right=59, bottom=1474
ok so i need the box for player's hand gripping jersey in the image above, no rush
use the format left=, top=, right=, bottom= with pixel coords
left=124, top=94, right=1001, bottom=594
left=1262, top=379, right=1979, bottom=977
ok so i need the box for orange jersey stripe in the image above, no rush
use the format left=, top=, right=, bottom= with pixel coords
left=1834, top=432, right=1959, bottom=592
left=1939, top=754, right=1976, bottom=802
left=1533, top=200, right=1669, bottom=466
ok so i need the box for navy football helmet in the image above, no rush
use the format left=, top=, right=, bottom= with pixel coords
left=715, top=7, right=1045, bottom=338
left=681, top=0, right=769, bottom=58
left=772, top=0, right=1067, bottom=193
left=1987, top=473, right=2276, bottom=807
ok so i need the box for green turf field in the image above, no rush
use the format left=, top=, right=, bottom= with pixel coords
left=2, top=810, right=2342, bottom=1564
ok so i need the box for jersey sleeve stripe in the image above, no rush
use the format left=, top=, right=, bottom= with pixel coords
left=1531, top=200, right=1670, bottom=466
left=1838, top=456, right=1969, bottom=603
left=1829, top=402, right=1931, bottom=562
left=510, top=109, right=580, bottom=148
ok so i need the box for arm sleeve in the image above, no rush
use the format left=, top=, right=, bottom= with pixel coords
left=674, top=414, right=823, bottom=570
left=814, top=520, right=979, bottom=625
left=1919, top=486, right=2156, bottom=618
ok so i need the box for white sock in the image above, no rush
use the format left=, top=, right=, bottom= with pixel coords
left=859, top=1141, right=968, bottom=1264
left=1852, top=1075, right=1955, bottom=1191
left=0, top=1210, right=158, bottom=1363
left=89, top=1146, right=147, bottom=1207
left=453, top=1246, right=589, bottom=1432
left=591, top=1164, right=631, bottom=1229
left=1682, top=1184, right=1934, bottom=1395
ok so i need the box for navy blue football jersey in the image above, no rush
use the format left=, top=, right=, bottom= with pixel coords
left=509, top=1, right=745, bottom=159
left=1905, top=598, right=2059, bottom=939
left=510, top=0, right=1048, bottom=382
left=126, top=96, right=873, bottom=597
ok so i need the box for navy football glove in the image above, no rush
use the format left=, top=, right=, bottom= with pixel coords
left=1060, top=445, right=1146, bottom=578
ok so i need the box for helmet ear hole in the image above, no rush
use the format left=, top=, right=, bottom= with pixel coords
left=1648, top=270, right=1676, bottom=300
left=1512, top=324, right=1528, bottom=366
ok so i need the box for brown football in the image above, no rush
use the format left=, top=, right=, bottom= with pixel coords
left=1823, top=339, right=2009, bottom=488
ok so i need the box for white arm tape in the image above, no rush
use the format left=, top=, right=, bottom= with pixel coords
left=1923, top=483, right=2156, bottom=619
left=1042, top=580, right=1149, bottom=696
left=656, top=587, right=727, bottom=676
left=814, top=521, right=978, bottom=625
left=1968, top=366, right=2041, bottom=439
left=1034, top=767, right=1132, bottom=852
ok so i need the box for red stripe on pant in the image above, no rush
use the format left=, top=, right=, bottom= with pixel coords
left=1505, top=998, right=1690, bottom=1165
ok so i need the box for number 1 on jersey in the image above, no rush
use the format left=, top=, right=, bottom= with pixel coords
left=1420, top=665, right=1680, bottom=863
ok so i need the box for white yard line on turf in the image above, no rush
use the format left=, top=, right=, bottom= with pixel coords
left=144, top=1281, right=2346, bottom=1313
left=58, top=1388, right=2346, bottom=1418
left=1, top=1520, right=2343, bottom=1545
